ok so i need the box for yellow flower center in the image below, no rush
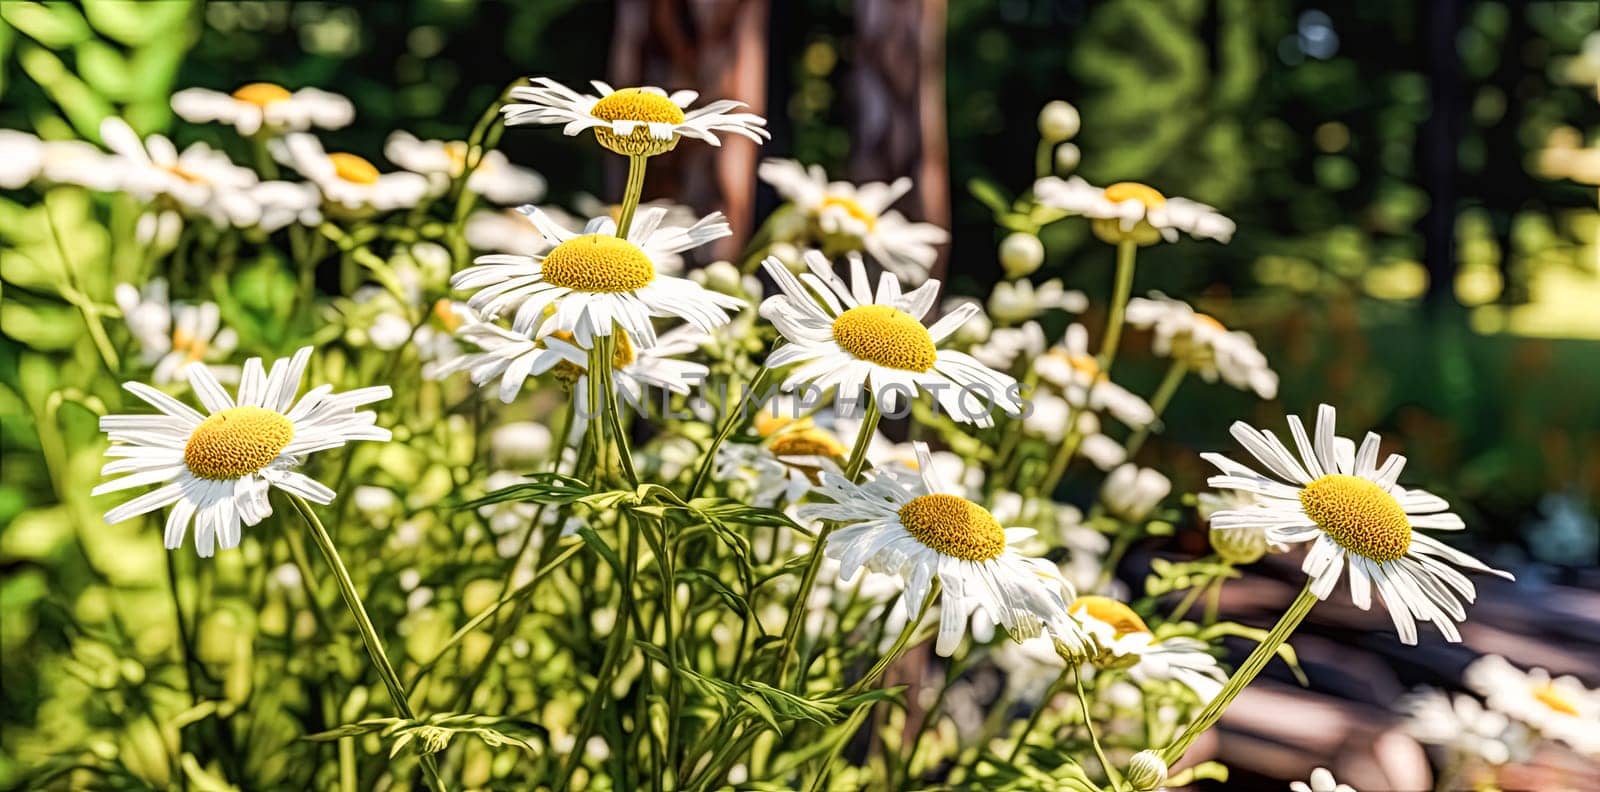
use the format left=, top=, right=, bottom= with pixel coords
left=1103, top=182, right=1167, bottom=208
left=1298, top=474, right=1412, bottom=563
left=767, top=427, right=848, bottom=461
left=591, top=88, right=687, bottom=125
left=819, top=195, right=877, bottom=231
left=231, top=82, right=293, bottom=107
left=444, top=141, right=470, bottom=175
left=432, top=299, right=463, bottom=332
left=753, top=410, right=800, bottom=438
left=1193, top=313, right=1227, bottom=333
left=1533, top=683, right=1580, bottom=717
left=897, top=493, right=1006, bottom=562
left=831, top=305, right=937, bottom=372
left=1069, top=595, right=1152, bottom=638
left=184, top=406, right=294, bottom=480
left=172, top=327, right=209, bottom=363
left=328, top=152, right=380, bottom=185
left=541, top=234, right=655, bottom=293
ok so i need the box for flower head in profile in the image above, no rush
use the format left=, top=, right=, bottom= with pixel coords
left=717, top=404, right=853, bottom=508
left=172, top=83, right=354, bottom=136
left=1400, top=687, right=1527, bottom=767
left=1198, top=490, right=1285, bottom=565
left=1465, top=655, right=1599, bottom=756
left=273, top=133, right=430, bottom=212
left=502, top=78, right=769, bottom=157
left=385, top=131, right=547, bottom=205
left=1034, top=324, right=1155, bottom=428
left=1291, top=768, right=1356, bottom=792
left=542, top=326, right=711, bottom=438
left=115, top=280, right=239, bottom=385
left=1204, top=404, right=1512, bottom=643
left=760, top=252, right=1022, bottom=427
left=1126, top=293, right=1278, bottom=399
left=94, top=348, right=390, bottom=557
left=1069, top=595, right=1226, bottom=702
left=0, top=130, right=123, bottom=192
left=758, top=159, right=949, bottom=284
left=1034, top=176, right=1234, bottom=246
left=798, top=442, right=1090, bottom=657
left=100, top=118, right=262, bottom=228
left=451, top=207, right=745, bottom=348
left=1100, top=464, right=1171, bottom=523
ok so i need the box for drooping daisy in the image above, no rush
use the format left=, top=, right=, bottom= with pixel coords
left=1125, top=293, right=1278, bottom=399
left=1033, top=176, right=1234, bottom=246
left=450, top=206, right=743, bottom=347
left=94, top=348, right=391, bottom=557
left=1291, top=768, right=1357, bottom=792
left=760, top=251, right=1022, bottom=427
left=384, top=131, right=547, bottom=205
left=115, top=280, right=239, bottom=385
left=798, top=442, right=1090, bottom=657
left=1034, top=324, right=1155, bottom=428
left=757, top=159, right=949, bottom=284
left=1464, top=655, right=1599, bottom=755
left=1069, top=595, right=1227, bottom=701
left=1203, top=404, right=1512, bottom=644
left=171, top=83, right=354, bottom=136
left=100, top=118, right=262, bottom=227
left=1400, top=687, right=1527, bottom=766
left=273, top=133, right=430, bottom=212
left=502, top=78, right=769, bottom=157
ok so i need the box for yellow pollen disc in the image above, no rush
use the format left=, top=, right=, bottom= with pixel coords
left=1193, top=313, right=1227, bottom=333
left=328, top=152, right=380, bottom=185
left=831, top=305, right=937, bottom=372
left=1298, top=474, right=1412, bottom=563
left=589, top=88, right=686, bottom=156
left=444, top=141, right=469, bottom=174
left=1069, top=596, right=1152, bottom=638
left=753, top=411, right=800, bottom=439
left=231, top=82, right=292, bottom=106
left=184, top=406, right=294, bottom=480
left=819, top=195, right=877, bottom=231
left=1534, top=684, right=1580, bottom=717
left=1103, top=182, right=1167, bottom=208
left=432, top=299, right=463, bottom=332
left=542, top=235, right=655, bottom=293
left=767, top=428, right=848, bottom=461
left=897, top=493, right=1006, bottom=562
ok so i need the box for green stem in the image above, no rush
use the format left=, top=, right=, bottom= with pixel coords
left=1158, top=580, right=1318, bottom=766
left=1035, top=140, right=1055, bottom=179
left=287, top=495, right=448, bottom=792
left=685, top=363, right=773, bottom=500
left=1008, top=669, right=1070, bottom=761
left=1075, top=665, right=1122, bottom=791
left=593, top=334, right=639, bottom=487
left=615, top=154, right=648, bottom=239
left=846, top=583, right=936, bottom=695
left=1121, top=359, right=1188, bottom=459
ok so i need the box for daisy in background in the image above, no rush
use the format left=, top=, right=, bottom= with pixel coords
left=541, top=325, right=712, bottom=438
left=971, top=321, right=1044, bottom=371
left=1100, top=464, right=1171, bottom=523
left=716, top=404, right=852, bottom=508
left=757, top=159, right=949, bottom=284
left=1465, top=655, right=1599, bottom=756
left=385, top=131, right=547, bottom=205
left=451, top=206, right=743, bottom=347
left=115, top=280, right=239, bottom=385
left=760, top=251, right=1022, bottom=427
left=502, top=78, right=769, bottom=157
left=1034, top=324, right=1155, bottom=429
left=0, top=130, right=124, bottom=192
left=100, top=118, right=262, bottom=228
left=94, top=348, right=391, bottom=557
left=799, top=442, right=1091, bottom=657
left=1068, top=595, right=1227, bottom=702
left=171, top=83, right=354, bottom=136
left=986, top=278, right=1087, bottom=326
left=1291, top=768, right=1356, bottom=792
left=1034, top=176, right=1234, bottom=246
left=1022, top=393, right=1126, bottom=471
left=1125, top=292, right=1279, bottom=400
left=1400, top=687, right=1527, bottom=767
left=273, top=133, right=430, bottom=212
left=1198, top=489, right=1286, bottom=565
left=1204, top=404, right=1512, bottom=644
left=252, top=180, right=324, bottom=231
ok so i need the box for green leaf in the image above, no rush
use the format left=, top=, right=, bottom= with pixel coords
left=3, top=2, right=92, bottom=48
left=459, top=473, right=592, bottom=508
left=675, top=568, right=748, bottom=616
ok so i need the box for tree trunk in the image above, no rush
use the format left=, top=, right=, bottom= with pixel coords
left=610, top=0, right=770, bottom=260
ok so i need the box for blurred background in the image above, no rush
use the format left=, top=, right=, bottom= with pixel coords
left=2, top=0, right=1597, bottom=788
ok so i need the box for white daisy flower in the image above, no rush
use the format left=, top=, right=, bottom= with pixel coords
left=543, top=325, right=712, bottom=436
left=426, top=319, right=569, bottom=403
left=1069, top=595, right=1227, bottom=702
left=1022, top=393, right=1126, bottom=471
left=1125, top=293, right=1279, bottom=399
left=0, top=129, right=45, bottom=188
left=171, top=83, right=354, bottom=136
left=971, top=321, right=1046, bottom=371
left=0, top=130, right=125, bottom=192
left=502, top=78, right=769, bottom=157
left=716, top=407, right=853, bottom=508
left=1203, top=404, right=1512, bottom=644
left=1034, top=176, right=1235, bottom=246
left=1198, top=490, right=1286, bottom=565
left=1464, top=655, right=1599, bottom=755
left=1034, top=324, right=1155, bottom=428
left=273, top=133, right=430, bottom=212
left=1400, top=687, right=1526, bottom=766
left=572, top=193, right=700, bottom=231
left=986, top=278, right=1087, bottom=325
left=464, top=206, right=687, bottom=275
left=1291, top=767, right=1356, bottom=792
left=115, top=280, right=239, bottom=385
left=1100, top=464, right=1171, bottom=523
left=251, top=180, right=324, bottom=231
left=100, top=118, right=262, bottom=227
left=757, top=159, right=949, bottom=284
left=798, top=442, right=1091, bottom=657
left=93, top=347, right=391, bottom=557
left=450, top=206, right=743, bottom=348
left=384, top=131, right=546, bottom=205
left=759, top=251, right=1022, bottom=427
left=990, top=492, right=1108, bottom=594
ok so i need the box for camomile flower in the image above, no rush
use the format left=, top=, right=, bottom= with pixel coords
left=987, top=278, right=1087, bottom=325
left=1069, top=595, right=1227, bottom=702
left=384, top=131, right=547, bottom=205
left=1291, top=768, right=1356, bottom=792
left=990, top=492, right=1108, bottom=594
left=1034, top=324, right=1155, bottom=428
left=757, top=159, right=949, bottom=284
left=760, top=252, right=1022, bottom=427
left=1203, top=404, right=1512, bottom=644
left=1033, top=176, right=1234, bottom=246
left=427, top=319, right=570, bottom=403
left=798, top=442, right=1090, bottom=657
left=502, top=77, right=769, bottom=157
left=100, top=118, right=262, bottom=227
left=1100, top=464, right=1171, bottom=523
left=716, top=407, right=853, bottom=508
left=971, top=321, right=1046, bottom=371
left=450, top=206, right=744, bottom=347
left=464, top=206, right=686, bottom=275
left=1198, top=490, right=1285, bottom=565
left=115, top=280, right=239, bottom=385
left=171, top=83, right=354, bottom=136
left=542, top=325, right=712, bottom=437
left=1125, top=293, right=1278, bottom=400
left=94, top=348, right=391, bottom=557
left=273, top=133, right=430, bottom=212
left=1464, top=655, right=1599, bottom=755
left=0, top=129, right=44, bottom=188
left=1400, top=687, right=1526, bottom=766
left=252, top=180, right=324, bottom=231
left=1022, top=393, right=1126, bottom=471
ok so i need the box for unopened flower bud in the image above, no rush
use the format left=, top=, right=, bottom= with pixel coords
left=1126, top=750, right=1168, bottom=791
left=1038, top=100, right=1081, bottom=143
left=1209, top=524, right=1269, bottom=565
left=1000, top=232, right=1045, bottom=279
left=1054, top=142, right=1082, bottom=173
left=699, top=260, right=745, bottom=296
